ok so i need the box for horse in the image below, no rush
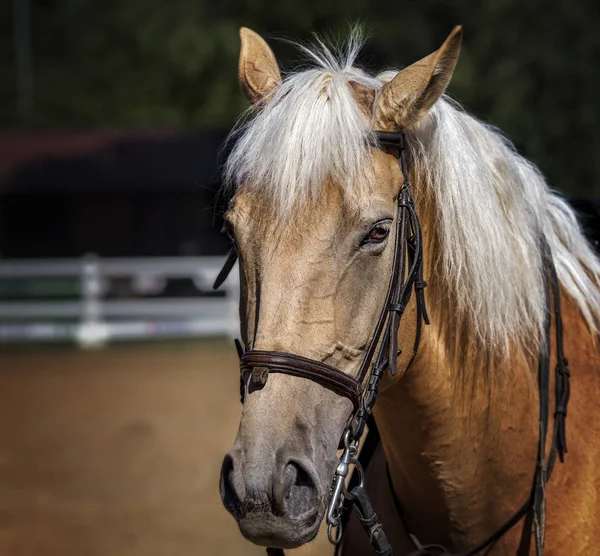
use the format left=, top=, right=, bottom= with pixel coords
left=217, top=25, right=600, bottom=555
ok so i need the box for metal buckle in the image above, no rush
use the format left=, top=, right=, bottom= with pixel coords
left=326, top=428, right=365, bottom=545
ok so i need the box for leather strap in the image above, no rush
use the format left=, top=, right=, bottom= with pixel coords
left=213, top=247, right=238, bottom=290
left=387, top=233, right=569, bottom=556
left=350, top=485, right=393, bottom=556
left=241, top=351, right=362, bottom=411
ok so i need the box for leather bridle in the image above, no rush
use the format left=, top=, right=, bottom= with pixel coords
left=215, top=131, right=428, bottom=411
left=214, top=132, right=570, bottom=556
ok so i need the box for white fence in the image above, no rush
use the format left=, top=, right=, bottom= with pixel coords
left=0, top=255, right=239, bottom=347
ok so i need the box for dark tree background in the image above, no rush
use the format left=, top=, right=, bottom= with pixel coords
left=2, top=0, right=599, bottom=195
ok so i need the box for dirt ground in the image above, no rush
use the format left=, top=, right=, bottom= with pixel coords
left=0, top=342, right=333, bottom=556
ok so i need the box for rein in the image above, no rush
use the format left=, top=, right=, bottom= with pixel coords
left=214, top=132, right=570, bottom=556
left=387, top=236, right=570, bottom=556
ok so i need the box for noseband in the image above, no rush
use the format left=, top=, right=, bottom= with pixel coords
left=214, top=132, right=570, bottom=556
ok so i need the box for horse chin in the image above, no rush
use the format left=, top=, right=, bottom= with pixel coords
left=238, top=508, right=323, bottom=548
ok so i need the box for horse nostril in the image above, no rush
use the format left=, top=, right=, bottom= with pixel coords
left=220, top=453, right=243, bottom=520
left=281, top=461, right=319, bottom=519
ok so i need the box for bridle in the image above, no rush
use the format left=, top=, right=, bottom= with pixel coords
left=214, top=132, right=570, bottom=556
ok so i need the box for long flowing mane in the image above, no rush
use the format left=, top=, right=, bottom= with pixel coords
left=412, top=99, right=600, bottom=358
left=225, top=35, right=600, bottom=359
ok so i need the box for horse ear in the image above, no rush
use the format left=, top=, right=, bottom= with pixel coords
left=238, top=27, right=282, bottom=105
left=375, top=26, right=462, bottom=130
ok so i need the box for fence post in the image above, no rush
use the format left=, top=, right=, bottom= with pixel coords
left=78, top=253, right=108, bottom=348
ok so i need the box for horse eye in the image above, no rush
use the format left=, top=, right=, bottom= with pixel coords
left=363, top=224, right=390, bottom=245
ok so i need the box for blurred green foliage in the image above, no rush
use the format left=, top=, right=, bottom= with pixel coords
left=1, top=0, right=600, bottom=194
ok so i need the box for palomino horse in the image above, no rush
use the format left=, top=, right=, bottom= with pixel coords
left=218, top=25, right=600, bottom=555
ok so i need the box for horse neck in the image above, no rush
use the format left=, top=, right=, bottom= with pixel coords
left=373, top=304, right=540, bottom=548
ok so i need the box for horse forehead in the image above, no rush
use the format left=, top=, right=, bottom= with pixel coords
left=230, top=186, right=345, bottom=234
left=229, top=152, right=398, bottom=230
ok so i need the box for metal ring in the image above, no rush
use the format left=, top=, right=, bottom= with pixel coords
left=343, top=429, right=360, bottom=455
left=350, top=457, right=365, bottom=489
left=328, top=522, right=343, bottom=545
left=343, top=429, right=352, bottom=450
left=341, top=457, right=365, bottom=501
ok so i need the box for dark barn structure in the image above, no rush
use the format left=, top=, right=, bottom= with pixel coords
left=0, top=130, right=231, bottom=259
left=0, top=130, right=599, bottom=260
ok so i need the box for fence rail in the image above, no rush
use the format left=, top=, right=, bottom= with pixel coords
left=0, top=255, right=239, bottom=347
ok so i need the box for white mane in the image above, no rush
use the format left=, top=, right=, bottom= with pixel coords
left=414, top=98, right=600, bottom=349
left=224, top=36, right=600, bottom=351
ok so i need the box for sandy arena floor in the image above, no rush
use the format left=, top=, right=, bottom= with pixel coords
left=0, top=342, right=332, bottom=556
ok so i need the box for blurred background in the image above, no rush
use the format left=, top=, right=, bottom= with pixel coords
left=1, top=0, right=599, bottom=555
